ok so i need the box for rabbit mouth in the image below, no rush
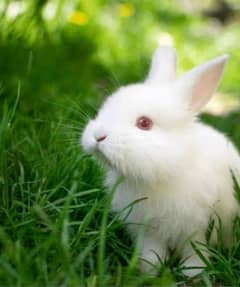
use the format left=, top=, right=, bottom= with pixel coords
left=94, top=146, right=113, bottom=167
left=96, top=143, right=124, bottom=172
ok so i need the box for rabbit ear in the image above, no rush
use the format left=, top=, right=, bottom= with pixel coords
left=145, top=46, right=177, bottom=85
left=177, top=55, right=228, bottom=113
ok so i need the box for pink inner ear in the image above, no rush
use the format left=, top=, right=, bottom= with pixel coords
left=186, top=55, right=228, bottom=113
left=190, top=66, right=220, bottom=110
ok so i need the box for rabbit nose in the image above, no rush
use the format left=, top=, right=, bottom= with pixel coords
left=94, top=124, right=108, bottom=143
left=96, top=135, right=107, bottom=142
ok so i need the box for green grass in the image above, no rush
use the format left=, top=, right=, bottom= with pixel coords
left=1, top=0, right=240, bottom=286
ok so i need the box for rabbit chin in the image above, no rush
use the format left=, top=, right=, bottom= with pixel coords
left=96, top=141, right=178, bottom=185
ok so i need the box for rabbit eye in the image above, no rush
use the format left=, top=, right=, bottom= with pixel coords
left=136, top=116, right=153, bottom=130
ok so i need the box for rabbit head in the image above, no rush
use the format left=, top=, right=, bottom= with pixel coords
left=81, top=47, right=228, bottom=183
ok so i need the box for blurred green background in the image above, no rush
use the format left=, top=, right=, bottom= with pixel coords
left=1, top=0, right=240, bottom=115
left=1, top=0, right=240, bottom=286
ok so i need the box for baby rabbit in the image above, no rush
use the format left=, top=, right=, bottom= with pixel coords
left=81, top=46, right=240, bottom=277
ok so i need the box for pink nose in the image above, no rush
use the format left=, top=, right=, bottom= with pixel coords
left=96, top=135, right=107, bottom=142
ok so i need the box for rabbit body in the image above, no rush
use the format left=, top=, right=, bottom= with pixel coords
left=81, top=47, right=240, bottom=276
left=106, top=121, right=240, bottom=275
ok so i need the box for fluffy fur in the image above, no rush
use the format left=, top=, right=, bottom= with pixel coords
left=81, top=46, right=240, bottom=277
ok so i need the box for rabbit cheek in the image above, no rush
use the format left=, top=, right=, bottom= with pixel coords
left=97, top=138, right=129, bottom=173
left=94, top=139, right=115, bottom=166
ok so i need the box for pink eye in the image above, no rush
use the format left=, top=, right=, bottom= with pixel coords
left=136, top=116, right=153, bottom=130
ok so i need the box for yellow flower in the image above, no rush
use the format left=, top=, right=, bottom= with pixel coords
left=68, top=11, right=89, bottom=26
left=118, top=3, right=135, bottom=18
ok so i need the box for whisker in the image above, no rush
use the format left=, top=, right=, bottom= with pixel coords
left=61, top=140, right=80, bottom=146
left=59, top=137, right=81, bottom=144
left=86, top=102, right=98, bottom=113
left=40, top=98, right=92, bottom=121
left=108, top=71, right=122, bottom=89
left=64, top=98, right=94, bottom=118
left=58, top=123, right=83, bottom=131
left=61, top=118, right=87, bottom=128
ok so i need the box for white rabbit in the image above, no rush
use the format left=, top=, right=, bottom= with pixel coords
left=81, top=46, right=240, bottom=277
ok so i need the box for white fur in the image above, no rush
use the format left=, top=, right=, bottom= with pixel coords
left=146, top=46, right=177, bottom=84
left=81, top=46, right=240, bottom=277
